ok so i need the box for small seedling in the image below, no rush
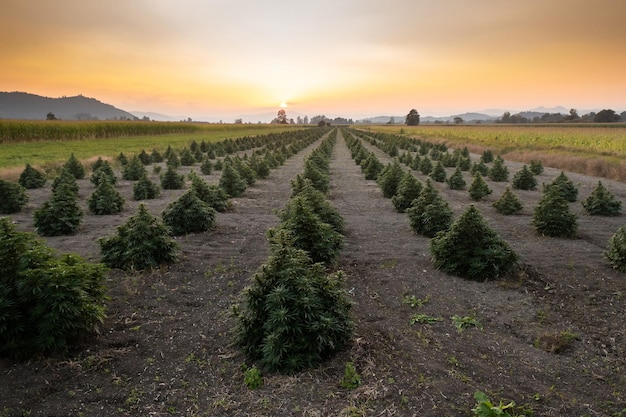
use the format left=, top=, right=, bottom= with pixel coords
left=243, top=365, right=263, bottom=389
left=472, top=390, right=515, bottom=417
left=410, top=314, right=441, bottom=325
left=340, top=362, right=361, bottom=389
left=402, top=294, right=430, bottom=308
left=451, top=315, right=483, bottom=332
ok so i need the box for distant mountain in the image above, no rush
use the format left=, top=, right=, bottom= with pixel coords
left=0, top=92, right=136, bottom=120
left=131, top=111, right=183, bottom=122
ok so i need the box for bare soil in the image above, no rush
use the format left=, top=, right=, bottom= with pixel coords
left=1, top=129, right=625, bottom=416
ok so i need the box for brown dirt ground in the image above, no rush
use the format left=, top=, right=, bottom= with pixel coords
left=1, top=129, right=625, bottom=416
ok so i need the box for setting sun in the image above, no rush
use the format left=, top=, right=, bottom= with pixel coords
left=280, top=102, right=288, bottom=108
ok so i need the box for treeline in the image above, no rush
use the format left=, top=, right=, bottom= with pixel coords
left=497, top=108, right=625, bottom=124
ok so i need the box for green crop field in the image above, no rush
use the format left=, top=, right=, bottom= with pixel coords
left=0, top=121, right=304, bottom=178
left=364, top=124, right=626, bottom=181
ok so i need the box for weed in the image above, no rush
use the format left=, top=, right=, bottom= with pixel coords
left=402, top=294, right=430, bottom=308
left=410, top=314, right=441, bottom=325
left=451, top=315, right=483, bottom=332
left=472, top=390, right=515, bottom=417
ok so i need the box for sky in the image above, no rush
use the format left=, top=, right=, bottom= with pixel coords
left=2, top=0, right=625, bottom=121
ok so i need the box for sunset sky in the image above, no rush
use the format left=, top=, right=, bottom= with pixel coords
left=2, top=0, right=625, bottom=121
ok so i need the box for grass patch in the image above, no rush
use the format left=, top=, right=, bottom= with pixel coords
left=0, top=124, right=304, bottom=177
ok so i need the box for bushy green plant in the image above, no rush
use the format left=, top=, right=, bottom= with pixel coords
left=377, top=160, right=404, bottom=198
left=200, top=158, right=213, bottom=175
left=166, top=151, right=181, bottom=168
left=446, top=167, right=466, bottom=190
left=529, top=159, right=544, bottom=175
left=493, top=187, right=523, bottom=215
left=138, top=149, right=152, bottom=165
left=18, top=163, right=47, bottom=189
left=407, top=180, right=453, bottom=237
left=88, top=180, right=125, bottom=215
left=161, top=165, right=185, bottom=190
left=543, top=171, right=578, bottom=202
left=488, top=156, right=508, bottom=182
left=250, top=155, right=270, bottom=179
left=51, top=168, right=79, bottom=195
left=234, top=158, right=257, bottom=186
left=219, top=162, right=247, bottom=197
left=362, top=153, right=384, bottom=180
left=302, top=159, right=329, bottom=193
left=283, top=178, right=344, bottom=234
left=273, top=197, right=343, bottom=265
left=430, top=205, right=519, bottom=281
left=470, top=161, right=489, bottom=177
left=99, top=204, right=179, bottom=270
left=190, top=175, right=231, bottom=212
left=605, top=225, right=626, bottom=273
left=480, top=150, right=494, bottom=163
left=419, top=157, right=433, bottom=175
left=429, top=161, right=447, bottom=182
left=468, top=173, right=492, bottom=201
left=0, top=218, right=107, bottom=360
left=34, top=183, right=83, bottom=236
left=162, top=190, right=217, bottom=235
left=122, top=155, right=147, bottom=181
left=180, top=147, right=196, bottom=166
left=391, top=171, right=423, bottom=213
left=63, top=153, right=85, bottom=179
left=133, top=173, right=161, bottom=200
left=117, top=152, right=128, bottom=166
left=235, top=230, right=353, bottom=374
left=90, top=161, right=116, bottom=186
left=512, top=165, right=537, bottom=190
left=151, top=148, right=164, bottom=163
left=533, top=189, right=577, bottom=237
left=582, top=181, right=622, bottom=216
left=0, top=179, right=28, bottom=214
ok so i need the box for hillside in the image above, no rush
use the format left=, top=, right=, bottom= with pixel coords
left=0, top=92, right=136, bottom=120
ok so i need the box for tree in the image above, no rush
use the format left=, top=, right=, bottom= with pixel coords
left=453, top=117, right=464, bottom=125
left=405, top=109, right=420, bottom=126
left=274, top=109, right=288, bottom=124
left=594, top=109, right=620, bottom=123
left=46, top=112, right=57, bottom=120
left=430, top=205, right=519, bottom=281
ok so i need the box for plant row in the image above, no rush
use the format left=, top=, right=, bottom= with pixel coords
left=345, top=131, right=626, bottom=277
left=235, top=130, right=354, bottom=375
left=0, top=129, right=330, bottom=360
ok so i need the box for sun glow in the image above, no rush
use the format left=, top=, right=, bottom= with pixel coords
left=280, top=102, right=288, bottom=108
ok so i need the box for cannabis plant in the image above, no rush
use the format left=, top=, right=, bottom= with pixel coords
left=162, top=190, right=217, bottom=235
left=18, top=163, right=46, bottom=189
left=581, top=181, right=622, bottom=216
left=0, top=179, right=28, bottom=214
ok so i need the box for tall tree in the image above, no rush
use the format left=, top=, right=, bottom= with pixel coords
left=405, top=109, right=420, bottom=126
